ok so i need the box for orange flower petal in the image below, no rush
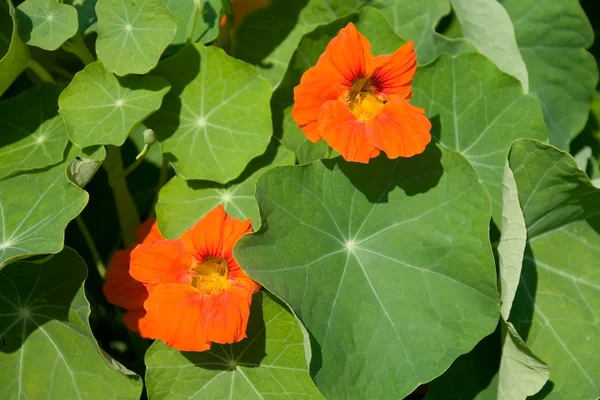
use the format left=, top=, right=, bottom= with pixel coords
left=180, top=205, right=252, bottom=261
left=130, top=240, right=193, bottom=286
left=135, top=217, right=164, bottom=244
left=103, top=249, right=148, bottom=310
left=292, top=75, right=341, bottom=142
left=201, top=286, right=253, bottom=344
left=365, top=100, right=432, bottom=159
left=372, top=41, right=417, bottom=101
left=122, top=308, right=146, bottom=333
left=140, top=284, right=211, bottom=351
left=319, top=100, right=380, bottom=163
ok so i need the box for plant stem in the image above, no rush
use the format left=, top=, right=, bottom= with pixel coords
left=104, top=146, right=141, bottom=247
left=51, top=64, right=74, bottom=80
left=76, top=216, right=106, bottom=278
left=185, top=0, right=201, bottom=44
left=27, top=59, right=55, bottom=84
left=63, top=32, right=95, bottom=65
left=122, top=144, right=151, bottom=177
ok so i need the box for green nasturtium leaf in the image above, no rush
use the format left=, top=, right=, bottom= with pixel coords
left=156, top=142, right=295, bottom=239
left=508, top=139, right=600, bottom=399
left=145, top=291, right=323, bottom=399
left=58, top=61, right=170, bottom=148
left=235, top=145, right=500, bottom=398
left=273, top=7, right=405, bottom=164
left=411, top=52, right=547, bottom=223
left=0, top=0, right=30, bottom=96
left=498, top=321, right=549, bottom=400
left=16, top=0, right=78, bottom=50
left=449, top=0, right=528, bottom=92
left=0, top=146, right=88, bottom=269
left=234, top=0, right=378, bottom=87
left=0, top=85, right=69, bottom=180
left=95, top=0, right=177, bottom=76
left=67, top=145, right=106, bottom=188
left=70, top=0, right=97, bottom=34
left=164, top=0, right=220, bottom=52
left=501, top=0, right=599, bottom=150
left=145, top=44, right=272, bottom=183
left=0, top=248, right=143, bottom=399
left=376, top=0, right=475, bottom=65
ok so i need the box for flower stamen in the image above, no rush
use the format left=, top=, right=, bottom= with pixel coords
left=190, top=256, right=231, bottom=295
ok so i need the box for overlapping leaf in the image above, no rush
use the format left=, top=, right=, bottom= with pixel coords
left=0, top=0, right=30, bottom=96
left=70, top=0, right=97, bottom=34
left=58, top=61, right=170, bottom=148
left=411, top=52, right=547, bottom=222
left=164, top=0, right=220, bottom=52
left=95, top=0, right=177, bottom=76
left=0, top=248, right=142, bottom=399
left=507, top=139, right=600, bottom=399
left=233, top=0, right=378, bottom=87
left=145, top=44, right=272, bottom=183
left=146, top=291, right=323, bottom=399
left=156, top=143, right=294, bottom=239
left=0, top=146, right=88, bottom=268
left=67, top=145, right=106, bottom=188
left=501, top=0, right=598, bottom=150
left=272, top=7, right=405, bottom=164
left=376, top=0, right=474, bottom=65
left=0, top=85, right=69, bottom=180
left=235, top=145, right=500, bottom=399
left=16, top=0, right=78, bottom=50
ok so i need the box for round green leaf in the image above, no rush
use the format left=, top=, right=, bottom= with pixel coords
left=58, top=61, right=170, bottom=148
left=412, top=52, right=547, bottom=223
left=145, top=44, right=273, bottom=183
left=375, top=0, right=475, bottom=65
left=502, top=0, right=598, bottom=150
left=145, top=291, right=323, bottom=399
left=16, top=0, right=78, bottom=50
left=156, top=142, right=295, bottom=239
left=0, top=146, right=88, bottom=269
left=0, top=0, right=30, bottom=96
left=0, top=85, right=69, bottom=180
left=0, top=248, right=142, bottom=399
left=164, top=0, right=220, bottom=52
left=235, top=146, right=500, bottom=398
left=508, top=139, right=600, bottom=399
left=95, top=0, right=177, bottom=76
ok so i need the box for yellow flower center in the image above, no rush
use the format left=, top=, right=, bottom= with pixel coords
left=342, top=76, right=385, bottom=121
left=190, top=256, right=231, bottom=295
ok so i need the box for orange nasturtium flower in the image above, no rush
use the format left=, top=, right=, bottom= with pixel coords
left=292, top=23, right=432, bottom=163
left=103, top=206, right=261, bottom=351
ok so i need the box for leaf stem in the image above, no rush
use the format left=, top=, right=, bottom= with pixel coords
left=149, top=159, right=169, bottom=217
left=122, top=144, right=150, bottom=177
left=185, top=0, right=201, bottom=44
left=103, top=146, right=141, bottom=247
left=51, top=64, right=74, bottom=80
left=76, top=216, right=106, bottom=278
left=27, top=59, right=55, bottom=84
left=63, top=32, right=95, bottom=65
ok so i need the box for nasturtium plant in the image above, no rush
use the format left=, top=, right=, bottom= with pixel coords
left=1, top=0, right=599, bottom=398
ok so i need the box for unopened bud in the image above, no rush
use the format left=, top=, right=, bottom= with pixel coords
left=143, top=129, right=156, bottom=145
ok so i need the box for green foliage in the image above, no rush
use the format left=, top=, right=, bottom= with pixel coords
left=0, top=0, right=599, bottom=398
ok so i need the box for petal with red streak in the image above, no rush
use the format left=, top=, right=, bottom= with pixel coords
left=371, top=40, right=417, bottom=101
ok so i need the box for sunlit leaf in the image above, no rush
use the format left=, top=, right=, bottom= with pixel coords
left=156, top=142, right=294, bottom=239
left=0, top=85, right=69, bottom=180
left=502, top=0, right=598, bottom=150
left=145, top=44, right=272, bottom=183
left=164, top=0, right=220, bottom=52
left=449, top=0, right=528, bottom=91
left=58, top=61, right=170, bottom=148
left=0, top=248, right=143, bottom=399
left=412, top=52, right=547, bottom=222
left=508, top=139, right=600, bottom=399
left=0, top=146, right=88, bottom=269
left=95, top=0, right=177, bottom=76
left=145, top=292, right=323, bottom=399
left=376, top=0, right=475, bottom=65
left=235, top=145, right=500, bottom=398
left=0, top=0, right=30, bottom=96
left=16, top=0, right=78, bottom=50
